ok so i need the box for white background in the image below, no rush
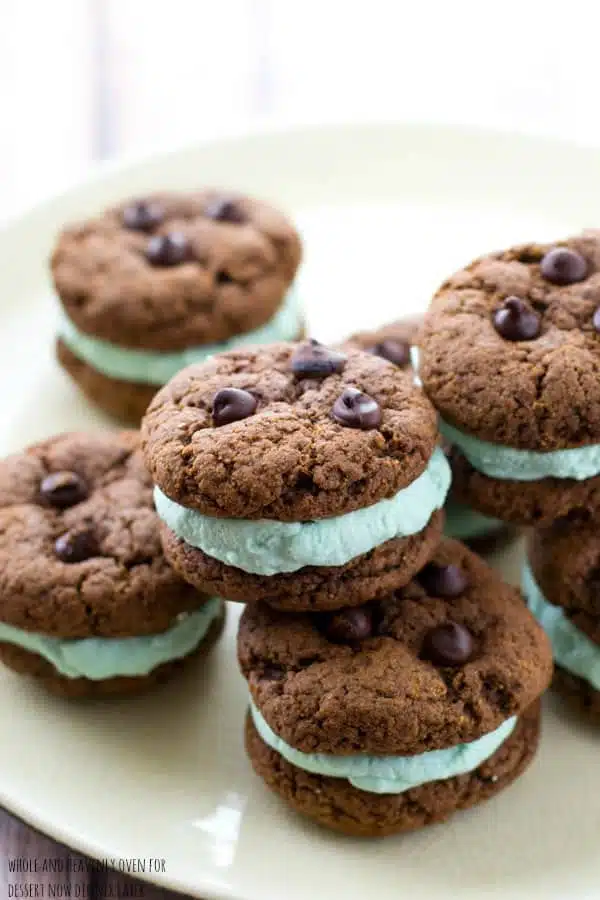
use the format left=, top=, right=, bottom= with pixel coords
left=1, top=0, right=598, bottom=217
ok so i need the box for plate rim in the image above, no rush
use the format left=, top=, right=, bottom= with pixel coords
left=3, top=119, right=600, bottom=900
left=4, top=115, right=600, bottom=237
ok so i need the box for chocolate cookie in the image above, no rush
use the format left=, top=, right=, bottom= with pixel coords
left=52, top=190, right=303, bottom=424
left=159, top=510, right=443, bottom=611
left=343, top=317, right=515, bottom=549
left=420, top=231, right=600, bottom=525
left=239, top=539, right=550, bottom=835
left=245, top=702, right=540, bottom=836
left=0, top=431, right=224, bottom=697
left=143, top=342, right=451, bottom=610
left=524, top=518, right=600, bottom=720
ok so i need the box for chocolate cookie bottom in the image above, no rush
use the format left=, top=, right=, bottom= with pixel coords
left=450, top=449, right=600, bottom=527
left=553, top=666, right=600, bottom=722
left=161, top=510, right=444, bottom=612
left=57, top=339, right=158, bottom=426
left=0, top=605, right=225, bottom=699
left=244, top=701, right=541, bottom=837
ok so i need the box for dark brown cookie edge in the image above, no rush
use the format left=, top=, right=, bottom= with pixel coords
left=244, top=701, right=540, bottom=837
left=0, top=602, right=225, bottom=699
left=160, top=510, right=444, bottom=611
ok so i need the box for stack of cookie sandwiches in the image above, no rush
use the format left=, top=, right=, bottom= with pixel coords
left=343, top=317, right=513, bottom=550
left=52, top=190, right=303, bottom=424
left=418, top=229, right=600, bottom=720
left=141, top=339, right=552, bottom=835
left=0, top=431, right=225, bottom=697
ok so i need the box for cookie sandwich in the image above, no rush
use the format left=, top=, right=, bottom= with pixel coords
left=420, top=231, right=600, bottom=526
left=52, top=190, right=303, bottom=423
left=0, top=431, right=224, bottom=697
left=524, top=516, right=600, bottom=721
left=239, top=539, right=552, bottom=836
left=142, top=341, right=451, bottom=611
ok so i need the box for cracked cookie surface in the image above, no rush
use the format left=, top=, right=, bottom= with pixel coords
left=420, top=230, right=600, bottom=449
left=142, top=342, right=438, bottom=520
left=0, top=430, right=208, bottom=638
left=237, top=538, right=552, bottom=755
left=51, top=190, right=302, bottom=351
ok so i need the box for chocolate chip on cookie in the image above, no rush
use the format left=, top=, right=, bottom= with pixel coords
left=493, top=296, right=540, bottom=341
left=331, top=387, right=382, bottom=429
left=54, top=528, right=98, bottom=563
left=212, top=388, right=258, bottom=426
left=418, top=562, right=468, bottom=597
left=540, top=247, right=588, bottom=285
left=146, top=232, right=191, bottom=267
left=40, top=471, right=87, bottom=509
left=290, top=340, right=347, bottom=378
left=341, top=317, right=421, bottom=370
left=322, top=606, right=373, bottom=643
left=421, top=622, right=475, bottom=666
left=205, top=196, right=246, bottom=224
left=369, top=339, right=411, bottom=367
left=122, top=200, right=164, bottom=232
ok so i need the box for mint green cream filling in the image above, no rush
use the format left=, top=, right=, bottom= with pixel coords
left=58, top=287, right=301, bottom=385
left=522, top=562, right=600, bottom=691
left=250, top=702, right=517, bottom=794
left=440, top=419, right=600, bottom=483
left=444, top=498, right=504, bottom=541
left=0, top=597, right=222, bottom=680
left=154, top=446, right=451, bottom=576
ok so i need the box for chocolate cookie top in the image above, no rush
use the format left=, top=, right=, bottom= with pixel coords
left=341, top=316, right=423, bottom=369
left=0, top=431, right=206, bottom=639
left=238, top=538, right=551, bottom=755
left=528, top=517, right=600, bottom=643
left=141, top=342, right=438, bottom=520
left=420, top=230, right=600, bottom=449
left=51, top=190, right=302, bottom=352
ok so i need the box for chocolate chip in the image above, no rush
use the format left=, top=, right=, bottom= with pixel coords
left=122, top=200, right=163, bottom=232
left=323, top=607, right=373, bottom=643
left=54, top=529, right=98, bottom=563
left=290, top=340, right=347, bottom=377
left=212, top=388, right=258, bottom=427
left=419, top=563, right=469, bottom=597
left=421, top=622, right=475, bottom=667
left=205, top=197, right=245, bottom=224
left=40, top=472, right=88, bottom=509
left=540, top=247, right=588, bottom=285
left=215, top=270, right=234, bottom=284
left=368, top=339, right=411, bottom=368
left=593, top=307, right=600, bottom=333
left=493, top=296, right=540, bottom=341
left=146, top=232, right=191, bottom=266
left=331, top=387, right=382, bottom=429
